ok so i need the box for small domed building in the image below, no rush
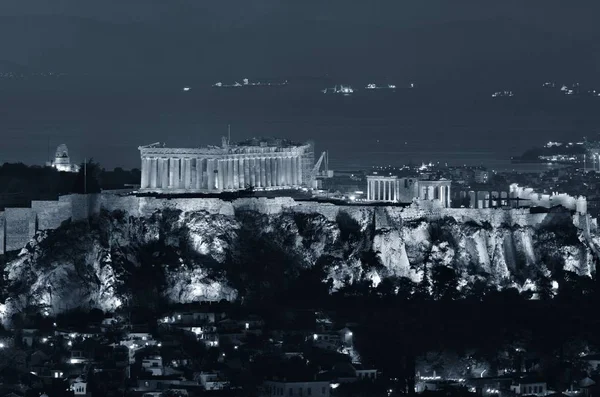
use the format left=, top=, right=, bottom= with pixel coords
left=46, top=144, right=80, bottom=173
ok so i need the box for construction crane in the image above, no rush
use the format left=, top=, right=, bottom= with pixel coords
left=309, top=151, right=329, bottom=188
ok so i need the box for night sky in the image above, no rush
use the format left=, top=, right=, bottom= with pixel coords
left=1, top=1, right=600, bottom=169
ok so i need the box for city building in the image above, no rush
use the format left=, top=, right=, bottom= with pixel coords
left=474, top=169, right=489, bottom=184
left=366, top=175, right=451, bottom=207
left=138, top=137, right=315, bottom=193
left=263, top=380, right=331, bottom=397
left=46, top=144, right=80, bottom=173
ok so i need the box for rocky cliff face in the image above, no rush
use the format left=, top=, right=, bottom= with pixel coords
left=1, top=199, right=597, bottom=318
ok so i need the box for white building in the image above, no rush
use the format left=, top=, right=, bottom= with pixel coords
left=366, top=176, right=451, bottom=207
left=138, top=138, right=315, bottom=193
left=197, top=372, right=229, bottom=390
left=70, top=377, right=88, bottom=396
left=142, top=356, right=164, bottom=376
left=47, top=144, right=80, bottom=173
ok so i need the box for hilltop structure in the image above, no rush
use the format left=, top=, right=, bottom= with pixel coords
left=46, top=144, right=80, bottom=173
left=138, top=138, right=315, bottom=193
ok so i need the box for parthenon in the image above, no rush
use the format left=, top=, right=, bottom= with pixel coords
left=138, top=138, right=314, bottom=192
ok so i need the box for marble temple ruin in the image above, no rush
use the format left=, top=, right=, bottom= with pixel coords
left=138, top=137, right=315, bottom=193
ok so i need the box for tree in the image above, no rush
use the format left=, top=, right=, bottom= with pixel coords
left=72, top=159, right=102, bottom=193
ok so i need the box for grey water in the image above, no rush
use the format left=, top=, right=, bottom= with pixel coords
left=0, top=75, right=598, bottom=172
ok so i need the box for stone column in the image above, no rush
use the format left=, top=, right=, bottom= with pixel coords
left=140, top=158, right=148, bottom=189
left=297, top=156, right=303, bottom=187
left=156, top=158, right=164, bottom=189
left=217, top=160, right=224, bottom=190
left=244, top=157, right=251, bottom=188
left=256, top=157, right=263, bottom=188
left=180, top=158, right=187, bottom=189
left=367, top=180, right=370, bottom=200
left=232, top=158, right=239, bottom=189
left=207, top=159, right=215, bottom=190
left=287, top=157, right=293, bottom=186
left=148, top=158, right=156, bottom=189
left=248, top=158, right=255, bottom=187
left=195, top=158, right=202, bottom=190
left=190, top=159, right=197, bottom=190
left=373, top=180, right=377, bottom=200
left=168, top=158, right=176, bottom=188
left=447, top=185, right=451, bottom=208
left=181, top=158, right=189, bottom=189
left=163, top=158, right=170, bottom=189
left=290, top=157, right=297, bottom=186
left=278, top=157, right=284, bottom=186
left=238, top=158, right=245, bottom=189
left=264, top=157, right=271, bottom=188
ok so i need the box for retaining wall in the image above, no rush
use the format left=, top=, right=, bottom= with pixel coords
left=0, top=192, right=594, bottom=255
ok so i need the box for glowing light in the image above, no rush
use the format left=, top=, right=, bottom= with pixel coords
left=0, top=343, right=4, bottom=348
left=331, top=384, right=340, bottom=389
left=183, top=87, right=190, bottom=91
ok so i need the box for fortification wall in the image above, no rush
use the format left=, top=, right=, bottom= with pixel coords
left=60, top=194, right=102, bottom=221
left=0, top=212, right=5, bottom=254
left=31, top=200, right=72, bottom=230
left=0, top=192, right=595, bottom=254
left=4, top=208, right=36, bottom=252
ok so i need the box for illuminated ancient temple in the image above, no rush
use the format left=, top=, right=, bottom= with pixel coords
left=138, top=137, right=315, bottom=192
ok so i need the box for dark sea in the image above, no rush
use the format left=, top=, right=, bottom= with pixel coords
left=1, top=75, right=599, bottom=172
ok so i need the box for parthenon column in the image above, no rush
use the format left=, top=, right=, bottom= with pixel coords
left=265, top=157, right=272, bottom=188
left=225, top=159, right=231, bottom=189
left=158, top=158, right=167, bottom=189
left=180, top=158, right=187, bottom=189
left=270, top=158, right=277, bottom=187
left=259, top=157, right=265, bottom=187
left=168, top=158, right=176, bottom=188
left=277, top=157, right=284, bottom=186
left=194, top=158, right=202, bottom=190
left=207, top=159, right=215, bottom=190
left=243, top=158, right=251, bottom=188
left=248, top=158, right=255, bottom=187
left=217, top=160, right=225, bottom=190
left=156, top=158, right=163, bottom=189
left=231, top=158, right=238, bottom=189
left=291, top=156, right=296, bottom=186
left=297, top=156, right=303, bottom=186
left=285, top=157, right=294, bottom=186
left=252, top=157, right=261, bottom=187
left=238, top=158, right=245, bottom=189
left=260, top=157, right=267, bottom=188
left=182, top=158, right=190, bottom=189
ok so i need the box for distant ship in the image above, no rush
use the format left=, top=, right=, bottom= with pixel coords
left=365, top=83, right=396, bottom=90
left=322, top=85, right=354, bottom=95
left=492, top=90, right=514, bottom=98
left=213, top=78, right=288, bottom=88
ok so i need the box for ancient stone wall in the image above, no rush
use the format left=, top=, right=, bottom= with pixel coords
left=31, top=200, right=72, bottom=230
left=4, top=208, right=36, bottom=252
left=0, top=212, right=5, bottom=255
left=0, top=192, right=595, bottom=254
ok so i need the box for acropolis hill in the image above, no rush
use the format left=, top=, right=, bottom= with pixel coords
left=1, top=192, right=598, bottom=316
